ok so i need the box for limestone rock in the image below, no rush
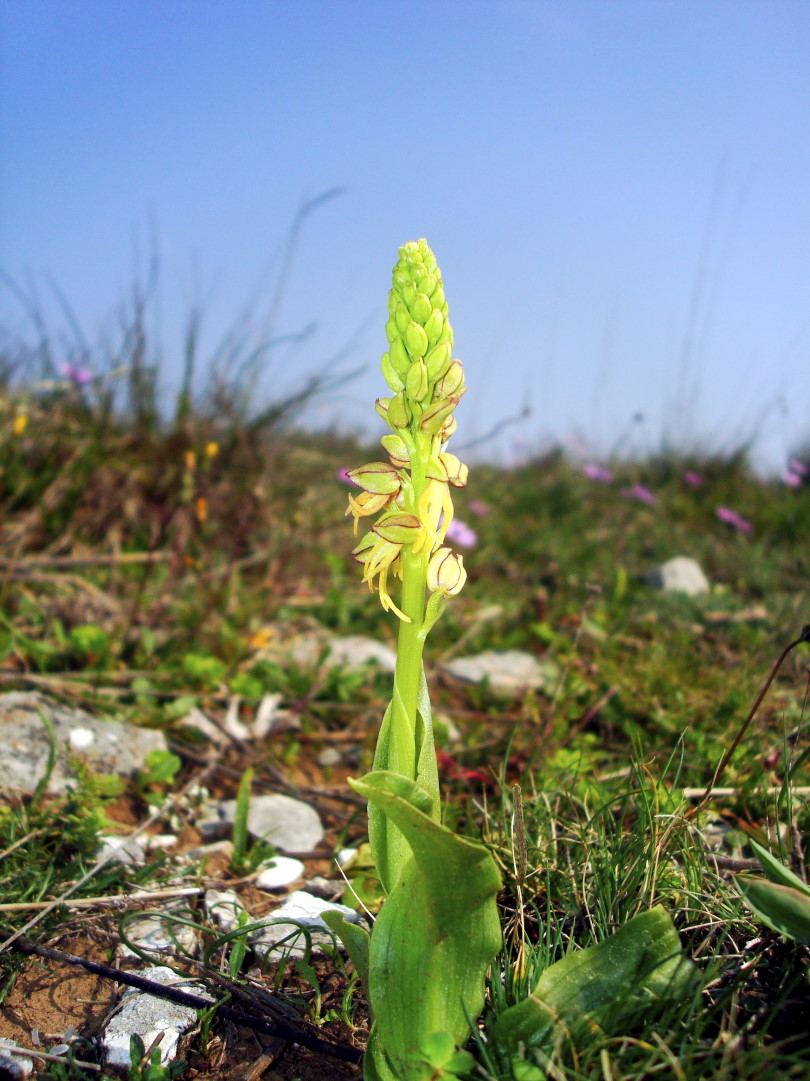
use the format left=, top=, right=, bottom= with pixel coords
left=647, top=556, right=710, bottom=597
left=0, top=692, right=167, bottom=796
left=440, top=650, right=560, bottom=697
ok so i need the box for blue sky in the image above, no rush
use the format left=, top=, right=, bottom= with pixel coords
left=2, top=0, right=808, bottom=470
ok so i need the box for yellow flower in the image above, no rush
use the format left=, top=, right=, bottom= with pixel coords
left=12, top=414, right=28, bottom=437
left=205, top=441, right=219, bottom=460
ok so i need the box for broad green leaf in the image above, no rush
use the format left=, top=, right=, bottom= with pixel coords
left=352, top=770, right=502, bottom=1081
left=492, top=905, right=695, bottom=1059
left=749, top=840, right=810, bottom=899
left=370, top=667, right=440, bottom=894
left=737, top=876, right=810, bottom=944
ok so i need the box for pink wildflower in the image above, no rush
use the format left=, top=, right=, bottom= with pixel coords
left=783, top=470, right=803, bottom=489
left=716, top=506, right=753, bottom=535
left=58, top=362, right=93, bottom=386
left=468, top=499, right=491, bottom=518
left=582, top=463, right=613, bottom=483
left=444, top=517, right=478, bottom=549
left=624, top=483, right=657, bottom=506
left=683, top=471, right=704, bottom=487
left=789, top=458, right=809, bottom=477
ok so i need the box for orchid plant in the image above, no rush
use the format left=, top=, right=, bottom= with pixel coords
left=325, top=240, right=694, bottom=1081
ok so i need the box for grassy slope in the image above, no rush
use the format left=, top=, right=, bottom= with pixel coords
left=2, top=394, right=810, bottom=1078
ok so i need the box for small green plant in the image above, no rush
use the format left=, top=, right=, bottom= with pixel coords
left=325, top=241, right=694, bottom=1081
left=737, top=839, right=810, bottom=943
left=128, top=1033, right=185, bottom=1081
left=135, top=748, right=183, bottom=805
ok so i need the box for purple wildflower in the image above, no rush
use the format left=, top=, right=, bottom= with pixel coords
left=624, top=483, right=657, bottom=506
left=582, top=463, right=613, bottom=483
left=58, top=362, right=93, bottom=386
left=468, top=499, right=491, bottom=518
left=683, top=471, right=704, bottom=488
left=783, top=470, right=803, bottom=489
left=444, top=517, right=478, bottom=549
left=789, top=458, right=809, bottom=477
left=716, top=506, right=753, bottom=535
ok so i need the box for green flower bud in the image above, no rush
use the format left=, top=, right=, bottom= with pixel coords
left=427, top=547, right=467, bottom=596
left=425, top=340, right=453, bottom=381
left=388, top=391, right=411, bottom=429
left=420, top=396, right=458, bottom=435
left=405, top=321, right=429, bottom=360
left=389, top=337, right=410, bottom=377
left=410, top=292, right=432, bottom=325
left=375, top=398, right=391, bottom=425
left=385, top=318, right=398, bottom=344
left=420, top=272, right=437, bottom=297
left=394, top=301, right=410, bottom=336
left=347, top=462, right=402, bottom=495
left=405, top=357, right=429, bottom=402
left=401, top=280, right=417, bottom=308
left=373, top=512, right=421, bottom=544
left=424, top=309, right=444, bottom=348
left=435, top=359, right=465, bottom=398
left=440, top=415, right=457, bottom=442
left=430, top=281, right=445, bottom=307
left=381, top=351, right=405, bottom=393
left=381, top=434, right=410, bottom=467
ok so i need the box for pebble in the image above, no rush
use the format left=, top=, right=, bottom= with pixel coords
left=440, top=650, right=560, bottom=697
left=213, top=793, right=325, bottom=854
left=102, top=966, right=214, bottom=1068
left=255, top=856, right=305, bottom=890
left=646, top=556, right=710, bottom=597
left=249, top=889, right=363, bottom=961
left=117, top=904, right=198, bottom=960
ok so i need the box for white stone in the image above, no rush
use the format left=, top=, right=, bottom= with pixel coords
left=252, top=693, right=285, bottom=738
left=440, top=650, right=560, bottom=697
left=337, top=848, right=357, bottom=866
left=204, top=888, right=246, bottom=932
left=249, top=890, right=363, bottom=960
left=117, top=905, right=198, bottom=960
left=0, top=692, right=168, bottom=796
left=326, top=636, right=397, bottom=673
left=255, top=856, right=305, bottom=890
left=96, top=835, right=146, bottom=866
left=68, top=727, right=95, bottom=749
left=102, top=966, right=214, bottom=1068
left=647, top=556, right=710, bottom=597
left=0, top=1038, right=34, bottom=1079
left=218, top=793, right=324, bottom=853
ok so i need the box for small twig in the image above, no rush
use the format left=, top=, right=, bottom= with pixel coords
left=0, top=553, right=171, bottom=568
left=0, top=1045, right=102, bottom=1071
left=682, top=786, right=810, bottom=801
left=0, top=886, right=203, bottom=913
left=686, top=625, right=810, bottom=821
left=0, top=931, right=362, bottom=1064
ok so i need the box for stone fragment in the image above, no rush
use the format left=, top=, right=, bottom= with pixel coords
left=204, top=888, right=247, bottom=932
left=646, top=556, right=710, bottom=597
left=95, top=834, right=146, bottom=866
left=0, top=692, right=167, bottom=796
left=440, top=650, right=560, bottom=697
left=117, top=904, right=198, bottom=960
left=0, top=1038, right=33, bottom=1079
left=255, top=856, right=305, bottom=890
left=102, top=966, right=214, bottom=1068
left=215, top=794, right=324, bottom=854
left=326, top=636, right=397, bottom=673
left=249, top=890, right=363, bottom=960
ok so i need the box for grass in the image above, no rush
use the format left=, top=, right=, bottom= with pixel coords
left=2, top=294, right=810, bottom=1078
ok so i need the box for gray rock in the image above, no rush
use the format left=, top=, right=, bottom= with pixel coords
left=0, top=692, right=168, bottom=796
left=214, top=793, right=324, bottom=854
left=204, top=888, right=247, bottom=932
left=102, top=965, right=214, bottom=1067
left=647, top=556, right=710, bottom=597
left=249, top=889, right=362, bottom=960
left=0, top=1039, right=34, bottom=1079
left=117, top=904, right=198, bottom=960
left=326, top=635, right=397, bottom=673
left=255, top=856, right=305, bottom=890
left=440, top=651, right=560, bottom=697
